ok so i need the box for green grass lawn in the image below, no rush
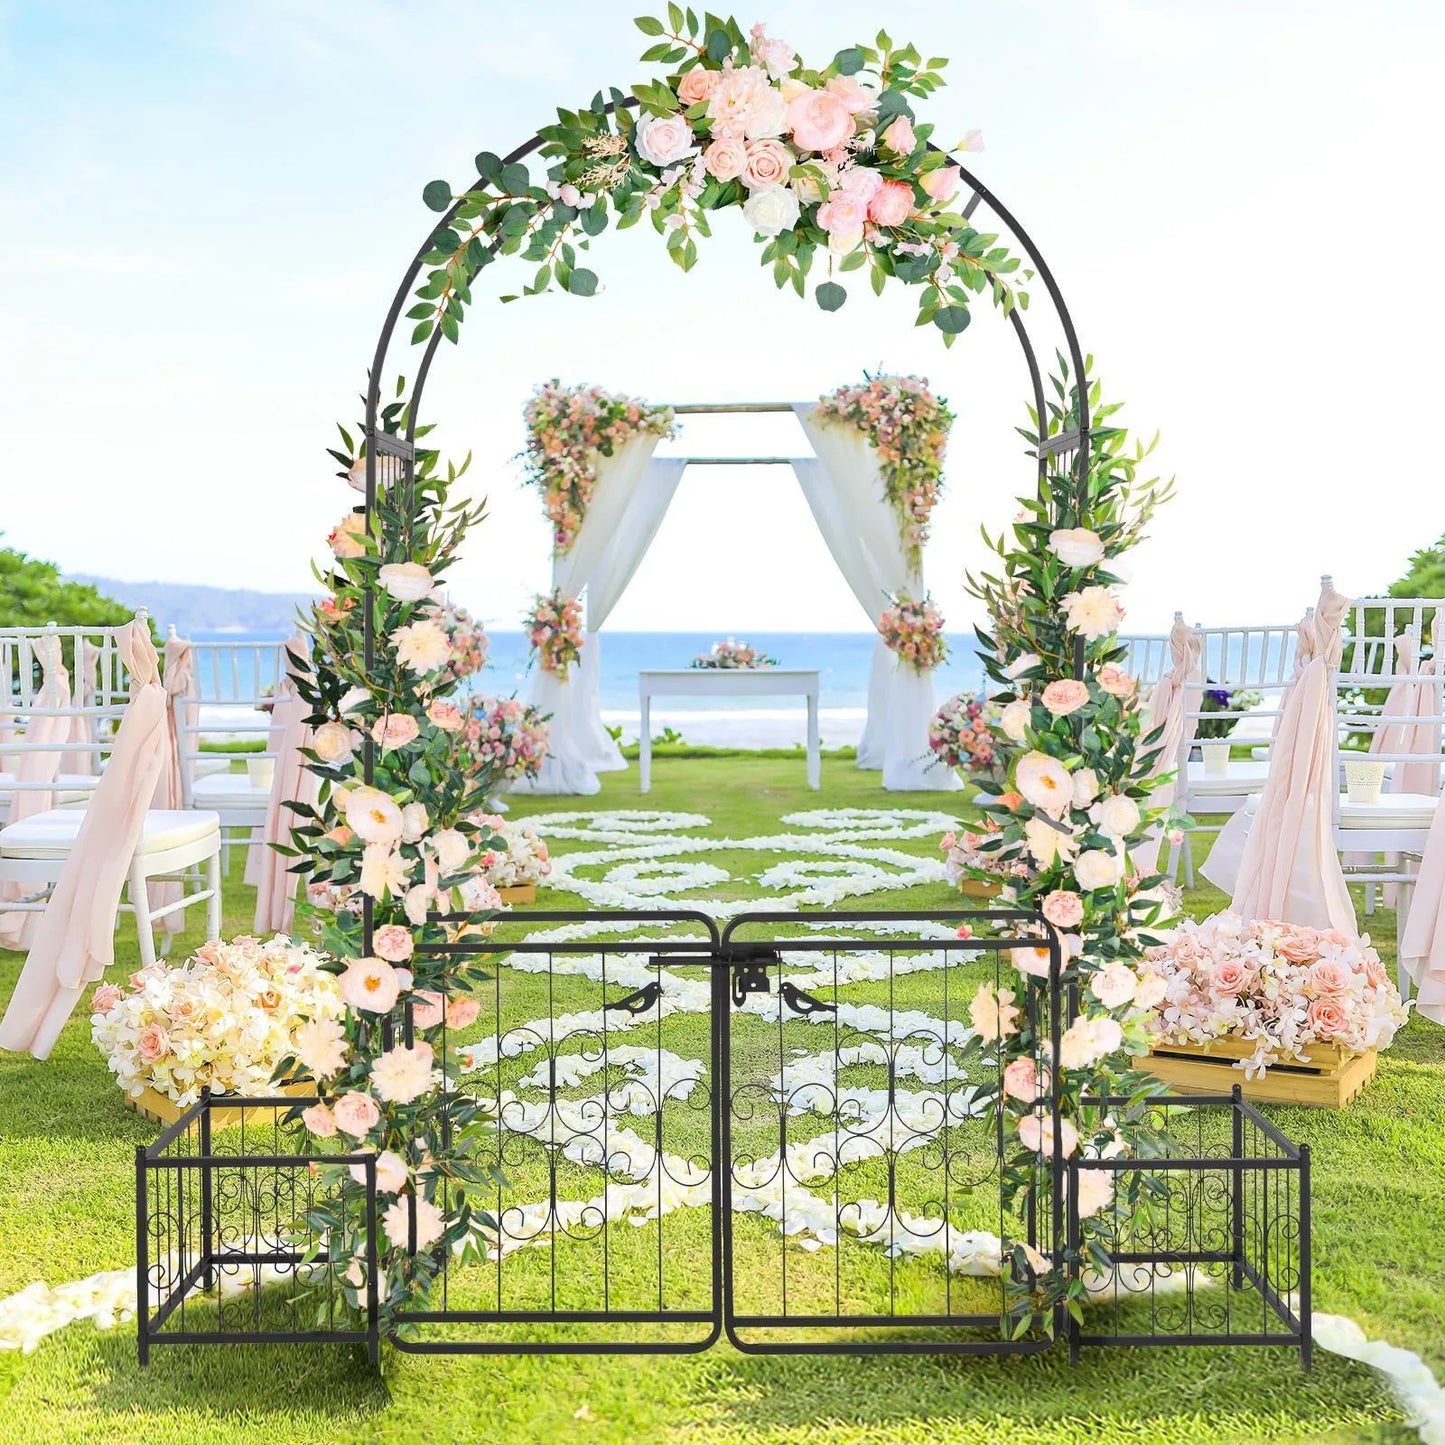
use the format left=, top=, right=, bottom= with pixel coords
left=0, top=755, right=1439, bottom=1444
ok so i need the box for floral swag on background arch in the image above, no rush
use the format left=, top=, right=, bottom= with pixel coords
left=310, top=11, right=1177, bottom=1342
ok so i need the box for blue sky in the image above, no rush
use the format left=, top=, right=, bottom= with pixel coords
left=2, top=0, right=1443, bottom=634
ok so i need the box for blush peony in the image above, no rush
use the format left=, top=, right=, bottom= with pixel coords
left=351, top=1148, right=408, bottom=1195
left=1016, top=751, right=1074, bottom=818
left=332, top=1091, right=381, bottom=1138
left=339, top=957, right=402, bottom=1014
left=1074, top=848, right=1123, bottom=891
left=425, top=698, right=464, bottom=732
left=313, top=720, right=358, bottom=764
left=371, top=713, right=420, bottom=753
left=372, top=924, right=414, bottom=963
left=302, top=1102, right=337, bottom=1138
left=1091, top=793, right=1142, bottom=838
left=969, top=982, right=1019, bottom=1042
left=1095, top=664, right=1136, bottom=698
left=1091, top=963, right=1139, bottom=1010
left=866, top=179, right=913, bottom=226
left=1017, top=1111, right=1080, bottom=1158
left=1062, top=586, right=1125, bottom=640
left=880, top=115, right=916, bottom=154
left=1042, top=890, right=1085, bottom=928
left=1002, top=1056, right=1048, bottom=1103
left=369, top=1042, right=435, bottom=1104
left=1058, top=1015, right=1124, bottom=1070
left=1041, top=679, right=1089, bottom=716
left=786, top=87, right=853, bottom=151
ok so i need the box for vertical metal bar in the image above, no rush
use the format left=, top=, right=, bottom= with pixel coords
left=366, top=1155, right=380, bottom=1365
left=1299, top=1144, right=1312, bottom=1370
left=135, top=1145, right=150, bottom=1367
left=1231, top=1085, right=1244, bottom=1291
left=200, top=1092, right=215, bottom=1292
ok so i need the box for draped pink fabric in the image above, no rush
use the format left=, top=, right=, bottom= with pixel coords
left=248, top=636, right=315, bottom=934
left=0, top=622, right=169, bottom=1059
left=151, top=635, right=200, bottom=935
left=1220, top=583, right=1356, bottom=932
left=1400, top=784, right=1445, bottom=1024
left=0, top=636, right=73, bottom=949
left=69, top=641, right=101, bottom=776
left=1133, top=618, right=1202, bottom=874
left=1370, top=622, right=1442, bottom=796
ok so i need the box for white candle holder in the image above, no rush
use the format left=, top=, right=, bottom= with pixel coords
left=1345, top=758, right=1386, bottom=805
left=247, top=756, right=276, bottom=792
left=1200, top=740, right=1231, bottom=776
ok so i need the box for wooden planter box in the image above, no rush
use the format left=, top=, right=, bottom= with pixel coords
left=498, top=884, right=537, bottom=905
left=959, top=878, right=1003, bottom=900
left=1134, top=1034, right=1377, bottom=1109
left=125, top=1080, right=313, bottom=1130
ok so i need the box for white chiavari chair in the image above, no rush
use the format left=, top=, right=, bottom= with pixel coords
left=1117, top=632, right=1171, bottom=690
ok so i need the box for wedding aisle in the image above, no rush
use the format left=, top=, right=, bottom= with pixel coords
left=0, top=755, right=1440, bottom=1445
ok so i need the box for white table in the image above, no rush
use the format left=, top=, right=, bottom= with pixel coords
left=637, top=669, right=820, bottom=792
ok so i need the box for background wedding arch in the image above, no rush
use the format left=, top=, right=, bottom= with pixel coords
left=136, top=12, right=1310, bottom=1369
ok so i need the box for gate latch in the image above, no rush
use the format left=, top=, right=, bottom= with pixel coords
left=726, top=944, right=780, bottom=1008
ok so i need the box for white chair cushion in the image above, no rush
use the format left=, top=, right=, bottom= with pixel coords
left=1242, top=790, right=1438, bottom=830
left=1186, top=760, right=1271, bottom=796
left=190, top=773, right=271, bottom=808
left=0, top=807, right=220, bottom=859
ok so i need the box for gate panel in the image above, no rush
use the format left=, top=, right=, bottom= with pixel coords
left=392, top=910, right=724, bottom=1353
left=719, top=910, right=1060, bottom=1354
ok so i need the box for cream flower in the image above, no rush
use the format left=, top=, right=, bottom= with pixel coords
left=1016, top=751, right=1074, bottom=818
left=332, top=1091, right=381, bottom=1138
left=344, top=786, right=405, bottom=846
left=338, top=957, right=402, bottom=1014
left=431, top=827, right=472, bottom=874
left=1017, top=1110, right=1079, bottom=1158
left=378, top=562, right=434, bottom=601
left=1048, top=527, right=1106, bottom=569
left=969, top=982, right=1019, bottom=1043
left=359, top=843, right=411, bottom=901
left=382, top=1193, right=445, bottom=1251
left=369, top=1042, right=435, bottom=1104
left=1062, top=586, right=1125, bottom=640
left=1059, top=1015, right=1125, bottom=1070
left=351, top=1148, right=409, bottom=1194
left=1072, top=767, right=1101, bottom=808
left=1074, top=848, right=1123, bottom=891
left=1074, top=1169, right=1115, bottom=1219
left=1091, top=793, right=1142, bottom=838
left=1091, top=963, right=1139, bottom=1010
left=741, top=184, right=800, bottom=236
left=294, top=1016, right=348, bottom=1079
left=1024, top=816, right=1077, bottom=868
left=999, top=699, right=1031, bottom=742
left=312, top=721, right=358, bottom=765
left=390, top=618, right=451, bottom=675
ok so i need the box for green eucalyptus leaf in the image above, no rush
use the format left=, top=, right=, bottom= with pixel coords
left=421, top=179, right=453, bottom=213
left=815, top=281, right=847, bottom=312
left=567, top=268, right=599, bottom=296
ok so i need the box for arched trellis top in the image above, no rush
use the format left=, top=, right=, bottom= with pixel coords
left=361, top=95, right=1090, bottom=502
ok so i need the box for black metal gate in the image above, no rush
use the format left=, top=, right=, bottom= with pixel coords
left=389, top=908, right=1062, bottom=1356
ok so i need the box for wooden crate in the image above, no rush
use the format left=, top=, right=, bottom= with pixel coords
left=125, top=1080, right=313, bottom=1130
left=959, top=878, right=1002, bottom=900
left=498, top=884, right=537, bottom=905
left=1133, top=1036, right=1377, bottom=1109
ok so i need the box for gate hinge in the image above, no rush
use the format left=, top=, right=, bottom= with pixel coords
left=724, top=943, right=780, bottom=1007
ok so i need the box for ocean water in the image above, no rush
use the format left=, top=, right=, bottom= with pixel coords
left=190, top=630, right=987, bottom=747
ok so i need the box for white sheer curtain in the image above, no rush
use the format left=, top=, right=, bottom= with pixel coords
left=790, top=404, right=957, bottom=792
left=514, top=436, right=674, bottom=796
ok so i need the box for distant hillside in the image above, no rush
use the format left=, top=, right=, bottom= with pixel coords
left=68, top=575, right=317, bottom=633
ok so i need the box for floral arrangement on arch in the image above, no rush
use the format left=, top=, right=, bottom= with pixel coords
left=929, top=692, right=1002, bottom=781
left=877, top=592, right=946, bottom=672
left=525, top=587, right=585, bottom=678
left=411, top=18, right=1020, bottom=344
left=463, top=696, right=551, bottom=786
left=473, top=815, right=553, bottom=889
left=691, top=637, right=778, bottom=669
left=953, top=358, right=1178, bottom=1334
left=431, top=599, right=489, bottom=681
left=91, top=936, right=343, bottom=1108
left=280, top=383, right=523, bottom=1333
left=1143, top=913, right=1408, bottom=1078
left=521, top=381, right=677, bottom=554
left=815, top=374, right=952, bottom=569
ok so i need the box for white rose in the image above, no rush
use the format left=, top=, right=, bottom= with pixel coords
left=1072, top=767, right=1100, bottom=808
left=1091, top=964, right=1139, bottom=1010
left=1006, top=653, right=1040, bottom=679
left=337, top=686, right=370, bottom=718
left=1048, top=527, right=1106, bottom=569
left=401, top=802, right=430, bottom=844
left=1091, top=793, right=1142, bottom=838
left=744, top=87, right=789, bottom=139
left=1074, top=848, right=1123, bottom=891
left=635, top=113, right=695, bottom=168
left=378, top=562, right=435, bottom=601
left=312, top=721, right=357, bottom=764
left=999, top=699, right=1031, bottom=742
left=741, top=184, right=800, bottom=237
left=431, top=828, right=471, bottom=875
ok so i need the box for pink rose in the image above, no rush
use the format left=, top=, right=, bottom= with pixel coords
left=676, top=68, right=719, bottom=107
left=426, top=699, right=464, bottom=732
left=703, top=136, right=748, bottom=182
left=1307, top=996, right=1350, bottom=1038
left=1002, top=1057, right=1047, bottom=1103
left=634, top=112, right=695, bottom=168
left=880, top=115, right=916, bottom=155
left=332, top=1091, right=381, bottom=1138
left=302, top=1103, right=338, bottom=1138
left=866, top=179, right=913, bottom=227
left=815, top=191, right=868, bottom=237
left=372, top=713, right=420, bottom=752
left=1041, top=679, right=1090, bottom=716
left=1277, top=927, right=1321, bottom=963
left=411, top=990, right=446, bottom=1030
left=838, top=165, right=882, bottom=202
left=786, top=88, right=852, bottom=152
left=1308, top=959, right=1353, bottom=996
left=742, top=138, right=792, bottom=191
left=920, top=164, right=961, bottom=203
left=137, top=1024, right=170, bottom=1064
left=446, top=996, right=481, bottom=1029
left=824, top=74, right=875, bottom=115
left=372, top=924, right=414, bottom=963
left=91, top=983, right=125, bottom=1014
left=1095, top=664, right=1136, bottom=698
left=1041, top=890, right=1085, bottom=928
left=1208, top=958, right=1251, bottom=997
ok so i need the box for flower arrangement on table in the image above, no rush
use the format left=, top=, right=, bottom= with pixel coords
left=463, top=696, right=551, bottom=786
left=929, top=692, right=1002, bottom=781
left=877, top=592, right=946, bottom=672
left=1195, top=681, right=1264, bottom=740
left=430, top=599, right=489, bottom=681
left=1142, top=913, right=1408, bottom=1079
left=472, top=814, right=552, bottom=890
left=90, top=936, right=343, bottom=1111
left=690, top=638, right=778, bottom=669
left=522, top=380, right=677, bottom=553
left=815, top=374, right=953, bottom=569
left=525, top=587, right=585, bottom=678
